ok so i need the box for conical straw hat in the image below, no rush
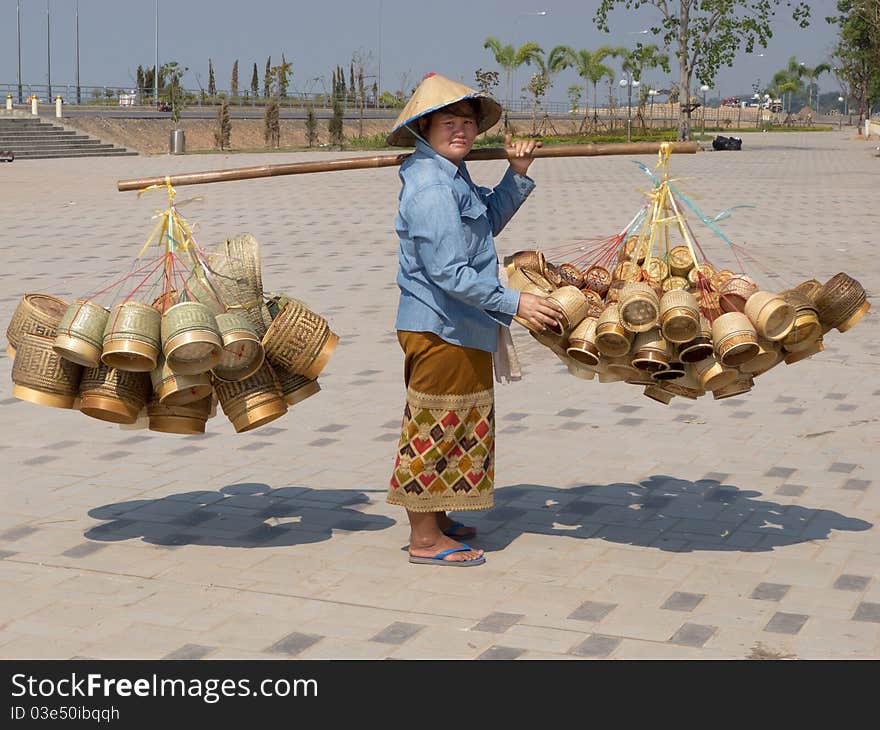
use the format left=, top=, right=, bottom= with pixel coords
left=386, top=73, right=502, bottom=147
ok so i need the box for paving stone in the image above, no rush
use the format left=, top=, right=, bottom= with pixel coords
left=852, top=602, right=880, bottom=623
left=370, top=622, right=425, bottom=644
left=750, top=583, right=792, bottom=601
left=265, top=632, right=324, bottom=656
left=764, top=612, right=810, bottom=634
left=833, top=575, right=871, bottom=592
left=162, top=644, right=215, bottom=660
left=476, top=645, right=526, bottom=660
left=569, top=634, right=622, bottom=657
left=765, top=467, right=797, bottom=478
left=842, top=479, right=870, bottom=491
left=661, top=592, right=706, bottom=612
left=471, top=612, right=524, bottom=634
left=775, top=484, right=807, bottom=497
left=669, top=623, right=717, bottom=647
left=61, top=542, right=107, bottom=558
left=568, top=601, right=617, bottom=622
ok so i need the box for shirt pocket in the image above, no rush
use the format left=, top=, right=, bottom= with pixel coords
left=460, top=197, right=489, bottom=257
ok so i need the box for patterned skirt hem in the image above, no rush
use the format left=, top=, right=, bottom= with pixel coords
left=385, top=493, right=494, bottom=513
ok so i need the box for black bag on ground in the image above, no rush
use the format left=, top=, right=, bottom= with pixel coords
left=712, top=135, right=742, bottom=151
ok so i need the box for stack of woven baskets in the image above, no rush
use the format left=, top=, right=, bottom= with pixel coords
left=6, top=234, right=338, bottom=433
left=504, top=246, right=869, bottom=404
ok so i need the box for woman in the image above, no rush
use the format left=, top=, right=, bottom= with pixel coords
left=385, top=73, right=563, bottom=566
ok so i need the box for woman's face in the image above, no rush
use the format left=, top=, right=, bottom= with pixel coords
left=423, top=102, right=478, bottom=164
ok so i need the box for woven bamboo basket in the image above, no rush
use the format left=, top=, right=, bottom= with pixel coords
left=566, top=317, right=600, bottom=366
left=783, top=337, right=824, bottom=364
left=212, top=312, right=265, bottom=382
left=555, top=263, right=585, bottom=289
left=662, top=369, right=705, bottom=400
left=712, top=374, right=754, bottom=400
left=662, top=276, right=690, bottom=293
left=780, top=291, right=821, bottom=352
left=744, top=291, right=795, bottom=341
left=793, top=279, right=823, bottom=305
left=566, top=358, right=597, bottom=380
left=652, top=360, right=685, bottom=381
left=678, top=315, right=715, bottom=363
left=618, top=237, right=650, bottom=264
left=710, top=269, right=736, bottom=292
left=712, top=312, right=759, bottom=367
left=53, top=299, right=109, bottom=367
left=619, top=282, right=660, bottom=333
left=688, top=263, right=717, bottom=288
left=739, top=337, right=782, bottom=375
left=645, top=258, right=669, bottom=282
left=6, top=293, right=68, bottom=355
left=544, top=264, right=565, bottom=288
left=595, top=304, right=633, bottom=357
left=79, top=363, right=151, bottom=424
left=530, top=328, right=568, bottom=358
left=719, top=275, right=758, bottom=314
left=199, top=234, right=273, bottom=335
left=659, top=289, right=700, bottom=343
left=262, top=300, right=338, bottom=380
left=612, top=260, right=641, bottom=283
left=12, top=333, right=83, bottom=409
left=101, top=301, right=161, bottom=372
left=150, top=354, right=213, bottom=406
left=625, top=368, right=657, bottom=386
left=511, top=269, right=556, bottom=333
left=503, top=250, right=546, bottom=279
left=631, top=329, right=670, bottom=373
left=161, top=301, right=223, bottom=375
left=546, top=285, right=590, bottom=334
left=606, top=355, right=641, bottom=381
left=815, top=273, right=869, bottom=333
left=604, top=279, right=627, bottom=304
left=643, top=384, right=674, bottom=405
left=694, top=353, right=738, bottom=392
left=696, top=289, right=723, bottom=320
left=667, top=246, right=694, bottom=277
left=147, top=394, right=212, bottom=435
left=581, top=289, right=603, bottom=311
left=583, top=266, right=612, bottom=296
left=277, top=371, right=322, bottom=406
left=214, top=361, right=287, bottom=433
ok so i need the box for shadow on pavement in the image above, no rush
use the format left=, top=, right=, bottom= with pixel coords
left=455, top=475, right=872, bottom=553
left=85, top=482, right=394, bottom=548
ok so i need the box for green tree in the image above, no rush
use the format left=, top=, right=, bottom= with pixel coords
left=798, top=62, right=832, bottom=112
left=595, top=0, right=812, bottom=140
left=827, top=0, right=880, bottom=125
left=264, top=57, right=272, bottom=98
left=329, top=69, right=345, bottom=145
left=474, top=68, right=500, bottom=96
left=305, top=102, right=319, bottom=146
left=231, top=60, right=239, bottom=98
left=208, top=59, right=216, bottom=96
left=264, top=96, right=280, bottom=148
left=271, top=57, right=293, bottom=98
left=136, top=65, right=145, bottom=97
left=214, top=96, right=231, bottom=150
left=482, top=37, right=544, bottom=128
left=524, top=55, right=552, bottom=134
left=161, top=61, right=188, bottom=125
left=554, top=46, right=621, bottom=132
left=251, top=62, right=259, bottom=99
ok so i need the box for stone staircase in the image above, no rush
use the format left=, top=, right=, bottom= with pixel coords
left=0, top=117, right=136, bottom=159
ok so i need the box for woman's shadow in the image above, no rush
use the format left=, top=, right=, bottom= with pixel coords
left=454, top=475, right=872, bottom=553
left=85, top=483, right=394, bottom=548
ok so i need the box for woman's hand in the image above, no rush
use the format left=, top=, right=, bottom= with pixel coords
left=516, top=292, right=564, bottom=332
left=506, top=134, right=542, bottom=176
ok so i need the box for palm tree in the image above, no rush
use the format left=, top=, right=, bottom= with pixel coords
left=620, top=45, right=670, bottom=141
left=555, top=45, right=621, bottom=132
left=773, top=57, right=805, bottom=114
left=483, top=37, right=544, bottom=127
left=798, top=62, right=832, bottom=113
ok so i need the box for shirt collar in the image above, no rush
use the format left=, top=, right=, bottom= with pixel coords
left=414, top=136, right=465, bottom=180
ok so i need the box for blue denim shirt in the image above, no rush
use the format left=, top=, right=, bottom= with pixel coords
left=395, top=138, right=535, bottom=352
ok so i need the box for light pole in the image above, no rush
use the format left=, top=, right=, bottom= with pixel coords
left=46, top=1, right=52, bottom=102
left=154, top=0, right=159, bottom=106
left=75, top=0, right=80, bottom=105
left=377, top=0, right=382, bottom=106
left=753, top=92, right=761, bottom=128
left=648, top=89, right=657, bottom=132
left=619, top=76, right=639, bottom=142
left=17, top=0, right=23, bottom=103
left=700, top=84, right=710, bottom=136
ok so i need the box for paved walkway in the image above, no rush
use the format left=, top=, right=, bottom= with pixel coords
left=1, top=131, right=878, bottom=659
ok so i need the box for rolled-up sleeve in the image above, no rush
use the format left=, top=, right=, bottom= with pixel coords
left=479, top=168, right=536, bottom=236
left=403, top=183, right=520, bottom=316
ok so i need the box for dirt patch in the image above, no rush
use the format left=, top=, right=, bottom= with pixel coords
left=62, top=116, right=401, bottom=154
left=746, top=642, right=797, bottom=660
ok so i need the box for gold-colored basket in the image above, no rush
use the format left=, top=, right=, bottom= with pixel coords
left=161, top=301, right=223, bottom=375
left=583, top=266, right=612, bottom=296
left=212, top=312, right=265, bottom=382
left=712, top=312, right=759, bottom=367
left=619, top=282, right=660, bottom=333
left=595, top=304, right=634, bottom=357
left=214, top=361, right=287, bottom=433
left=546, top=285, right=590, bottom=334
left=667, top=246, right=694, bottom=278
left=101, top=301, right=161, bottom=372
left=744, top=291, right=796, bottom=341
left=566, top=317, right=600, bottom=366
left=277, top=371, right=322, bottom=406
left=6, top=293, right=69, bottom=353
left=12, top=333, right=83, bottom=409
left=53, top=299, right=109, bottom=367
left=659, top=290, right=700, bottom=343
left=815, top=273, right=869, bottom=333
left=150, top=354, right=213, bottom=406
left=147, top=394, right=212, bottom=435
left=261, top=300, right=339, bottom=379
left=79, top=363, right=152, bottom=424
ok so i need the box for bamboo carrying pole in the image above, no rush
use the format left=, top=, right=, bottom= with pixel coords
left=117, top=141, right=699, bottom=192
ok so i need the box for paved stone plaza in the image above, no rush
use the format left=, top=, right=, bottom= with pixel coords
left=0, top=131, right=877, bottom=659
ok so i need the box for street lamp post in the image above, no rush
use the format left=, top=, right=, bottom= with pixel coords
left=700, top=84, right=710, bottom=137
left=46, top=1, right=52, bottom=103
left=154, top=0, right=159, bottom=106
left=619, top=76, right=639, bottom=142
left=75, top=0, right=81, bottom=105
left=753, top=92, right=761, bottom=128
left=17, top=1, right=23, bottom=103
left=648, top=89, right=657, bottom=132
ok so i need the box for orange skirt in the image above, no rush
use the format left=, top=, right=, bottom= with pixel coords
left=387, top=331, right=495, bottom=512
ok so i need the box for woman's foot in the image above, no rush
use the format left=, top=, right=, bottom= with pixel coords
left=436, top=513, right=477, bottom=539
left=408, top=533, right=484, bottom=563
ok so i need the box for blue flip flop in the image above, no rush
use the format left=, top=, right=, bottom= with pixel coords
left=409, top=544, right=486, bottom=566
left=441, top=521, right=477, bottom=538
